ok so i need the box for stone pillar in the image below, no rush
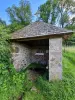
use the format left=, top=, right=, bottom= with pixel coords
left=49, top=38, right=62, bottom=81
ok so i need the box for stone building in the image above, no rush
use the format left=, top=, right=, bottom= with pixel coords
left=11, top=22, right=73, bottom=81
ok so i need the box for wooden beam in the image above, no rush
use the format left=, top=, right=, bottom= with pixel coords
left=10, top=33, right=72, bottom=42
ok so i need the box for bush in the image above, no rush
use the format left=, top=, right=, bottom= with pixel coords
left=0, top=63, right=26, bottom=99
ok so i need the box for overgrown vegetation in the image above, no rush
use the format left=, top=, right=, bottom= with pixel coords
left=34, top=51, right=75, bottom=100
left=0, top=0, right=75, bottom=99
left=0, top=46, right=75, bottom=100
left=37, top=0, right=75, bottom=27
left=22, top=51, right=75, bottom=100
left=6, top=0, right=32, bottom=32
left=37, top=0, right=75, bottom=45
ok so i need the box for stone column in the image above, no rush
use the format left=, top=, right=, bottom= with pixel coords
left=49, top=38, right=62, bottom=81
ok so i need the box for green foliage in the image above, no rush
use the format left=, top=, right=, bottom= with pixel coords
left=66, top=34, right=75, bottom=46
left=0, top=64, right=26, bottom=100
left=66, top=24, right=75, bottom=31
left=59, top=0, right=75, bottom=27
left=65, top=22, right=75, bottom=46
left=35, top=51, right=75, bottom=100
left=0, top=25, right=33, bottom=99
left=22, top=51, right=75, bottom=100
left=0, top=25, right=11, bottom=69
left=23, top=91, right=44, bottom=100
left=59, top=12, right=69, bottom=28
left=0, top=24, right=10, bottom=66
left=35, top=76, right=75, bottom=100
left=0, top=31, right=75, bottom=100
left=38, top=0, right=59, bottom=24
left=37, top=0, right=75, bottom=27
left=0, top=18, right=6, bottom=25
left=7, top=22, right=25, bottom=33
left=71, top=17, right=75, bottom=25
left=6, top=0, right=32, bottom=32
left=6, top=0, right=32, bottom=25
left=0, top=0, right=75, bottom=98
left=63, top=51, right=75, bottom=76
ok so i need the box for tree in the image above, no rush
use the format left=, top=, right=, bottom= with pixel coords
left=71, top=17, right=75, bottom=25
left=0, top=18, right=7, bottom=33
left=58, top=0, right=75, bottom=27
left=37, top=0, right=75, bottom=27
left=59, top=12, right=69, bottom=28
left=65, top=15, right=75, bottom=46
left=0, top=18, right=6, bottom=25
left=0, top=18, right=10, bottom=66
left=6, top=0, right=32, bottom=27
left=37, top=0, right=75, bottom=46
left=37, top=0, right=59, bottom=24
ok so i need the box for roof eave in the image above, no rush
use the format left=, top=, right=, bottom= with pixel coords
left=10, top=32, right=73, bottom=42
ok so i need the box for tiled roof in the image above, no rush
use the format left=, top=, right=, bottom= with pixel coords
left=11, top=22, right=73, bottom=40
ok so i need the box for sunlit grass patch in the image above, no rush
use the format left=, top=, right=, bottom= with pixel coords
left=63, top=46, right=75, bottom=53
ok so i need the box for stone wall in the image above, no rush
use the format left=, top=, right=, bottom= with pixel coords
left=12, top=42, right=31, bottom=70
left=12, top=42, right=49, bottom=70
left=49, top=38, right=62, bottom=80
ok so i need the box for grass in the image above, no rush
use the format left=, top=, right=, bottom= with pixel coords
left=23, top=91, right=44, bottom=100
left=0, top=46, right=75, bottom=100
left=23, top=47, right=75, bottom=100
left=63, top=46, right=75, bottom=53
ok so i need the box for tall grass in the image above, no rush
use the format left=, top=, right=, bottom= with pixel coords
left=20, top=49, right=75, bottom=100
left=63, top=46, right=75, bottom=53
left=1, top=48, right=75, bottom=100
left=22, top=50, right=75, bottom=100
left=33, top=51, right=75, bottom=100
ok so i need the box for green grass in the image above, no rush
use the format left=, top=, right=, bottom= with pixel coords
left=23, top=91, right=44, bottom=100
left=23, top=48, right=75, bottom=100
left=0, top=47, right=75, bottom=100
left=63, top=46, right=75, bottom=53
left=63, top=51, right=75, bottom=76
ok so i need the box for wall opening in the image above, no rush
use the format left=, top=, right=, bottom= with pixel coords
left=24, top=39, right=49, bottom=79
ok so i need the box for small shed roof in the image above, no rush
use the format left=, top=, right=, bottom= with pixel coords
left=11, top=22, right=73, bottom=40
